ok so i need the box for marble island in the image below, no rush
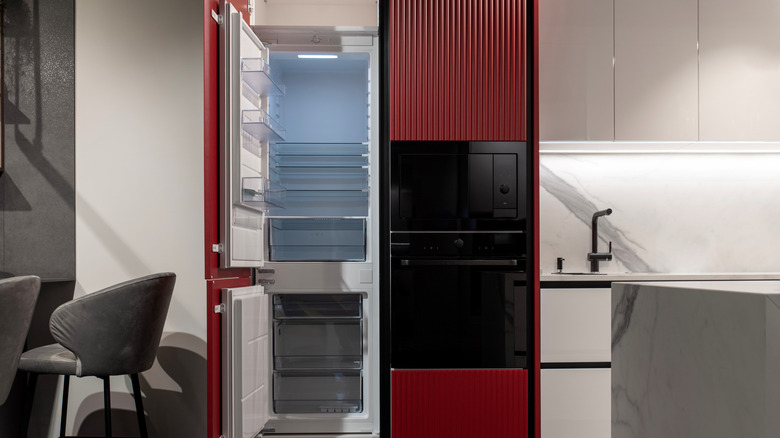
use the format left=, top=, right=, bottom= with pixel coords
left=612, top=280, right=780, bottom=438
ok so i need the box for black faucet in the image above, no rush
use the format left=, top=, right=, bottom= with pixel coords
left=587, top=208, right=613, bottom=273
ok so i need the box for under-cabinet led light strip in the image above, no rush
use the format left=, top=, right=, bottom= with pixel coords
left=540, top=141, right=780, bottom=154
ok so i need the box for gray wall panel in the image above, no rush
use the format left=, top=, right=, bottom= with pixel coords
left=1, top=0, right=75, bottom=280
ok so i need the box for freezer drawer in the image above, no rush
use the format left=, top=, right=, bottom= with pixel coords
left=273, top=372, right=363, bottom=413
left=274, top=320, right=363, bottom=370
left=273, top=294, right=362, bottom=319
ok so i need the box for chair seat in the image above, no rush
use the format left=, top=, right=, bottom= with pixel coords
left=19, top=343, right=78, bottom=376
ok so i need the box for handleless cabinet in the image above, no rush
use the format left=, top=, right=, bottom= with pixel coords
left=389, top=0, right=526, bottom=141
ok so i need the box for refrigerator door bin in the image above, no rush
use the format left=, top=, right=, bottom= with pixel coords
left=269, top=219, right=366, bottom=261
left=241, top=177, right=286, bottom=211
left=274, top=320, right=363, bottom=369
left=242, top=109, right=287, bottom=142
left=241, top=57, right=285, bottom=97
left=273, top=294, right=362, bottom=319
left=273, top=372, right=363, bottom=414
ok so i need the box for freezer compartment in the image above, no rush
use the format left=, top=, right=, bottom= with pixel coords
left=274, top=320, right=363, bottom=369
left=269, top=219, right=366, bottom=261
left=241, top=177, right=286, bottom=210
left=273, top=372, right=363, bottom=414
left=273, top=294, right=362, bottom=319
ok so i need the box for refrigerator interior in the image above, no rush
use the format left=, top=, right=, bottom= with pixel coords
left=265, top=52, right=371, bottom=262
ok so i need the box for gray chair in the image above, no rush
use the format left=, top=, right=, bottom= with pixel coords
left=19, top=272, right=176, bottom=438
left=0, top=276, right=41, bottom=405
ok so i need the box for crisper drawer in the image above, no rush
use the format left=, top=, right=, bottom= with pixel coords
left=274, top=320, right=363, bottom=370
left=269, top=219, right=366, bottom=262
left=274, top=372, right=363, bottom=413
left=273, top=294, right=362, bottom=319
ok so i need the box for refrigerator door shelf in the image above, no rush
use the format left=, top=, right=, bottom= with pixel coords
left=241, top=57, right=285, bottom=97
left=241, top=177, right=286, bottom=211
left=242, top=109, right=286, bottom=142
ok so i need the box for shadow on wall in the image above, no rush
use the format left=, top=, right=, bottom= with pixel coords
left=74, top=332, right=206, bottom=437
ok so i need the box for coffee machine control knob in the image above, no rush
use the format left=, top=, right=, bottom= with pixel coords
left=454, top=238, right=464, bottom=248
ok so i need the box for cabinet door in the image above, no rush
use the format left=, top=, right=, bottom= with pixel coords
left=539, top=0, right=613, bottom=141
left=541, top=369, right=610, bottom=438
left=541, top=288, right=610, bottom=362
left=699, top=0, right=780, bottom=140
left=389, top=0, right=525, bottom=141
left=614, top=0, right=697, bottom=140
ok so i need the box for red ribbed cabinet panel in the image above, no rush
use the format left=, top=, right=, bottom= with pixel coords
left=389, top=0, right=526, bottom=141
left=391, top=369, right=528, bottom=438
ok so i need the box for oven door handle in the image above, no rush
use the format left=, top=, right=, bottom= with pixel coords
left=399, top=259, right=521, bottom=266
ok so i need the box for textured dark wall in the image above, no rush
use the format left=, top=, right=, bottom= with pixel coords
left=1, top=0, right=75, bottom=280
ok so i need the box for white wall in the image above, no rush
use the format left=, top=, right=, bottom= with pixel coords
left=73, top=1, right=205, bottom=437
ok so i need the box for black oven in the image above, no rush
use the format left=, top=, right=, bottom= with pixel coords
left=390, top=141, right=526, bottom=232
left=390, top=233, right=527, bottom=369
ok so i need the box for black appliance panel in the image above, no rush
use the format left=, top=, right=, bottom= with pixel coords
left=391, top=141, right=526, bottom=231
left=390, top=257, right=527, bottom=369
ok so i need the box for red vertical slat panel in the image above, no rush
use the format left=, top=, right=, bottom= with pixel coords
left=391, top=369, right=528, bottom=438
left=389, top=0, right=526, bottom=141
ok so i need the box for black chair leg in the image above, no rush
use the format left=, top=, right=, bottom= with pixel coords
left=60, top=375, right=69, bottom=437
left=21, top=372, right=38, bottom=438
left=130, top=374, right=148, bottom=438
left=103, top=377, right=112, bottom=438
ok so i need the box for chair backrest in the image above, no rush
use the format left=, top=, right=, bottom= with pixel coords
left=49, top=273, right=176, bottom=377
left=0, top=276, right=41, bottom=404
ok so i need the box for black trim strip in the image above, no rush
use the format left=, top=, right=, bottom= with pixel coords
left=541, top=281, right=614, bottom=289
left=541, top=362, right=611, bottom=369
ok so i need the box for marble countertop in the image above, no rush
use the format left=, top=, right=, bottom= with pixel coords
left=540, top=272, right=780, bottom=282
left=613, top=279, right=780, bottom=295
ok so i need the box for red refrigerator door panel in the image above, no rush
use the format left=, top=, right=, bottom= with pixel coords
left=389, top=0, right=526, bottom=141
left=391, top=369, right=528, bottom=438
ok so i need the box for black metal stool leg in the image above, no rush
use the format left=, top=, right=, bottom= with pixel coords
left=59, top=375, right=69, bottom=437
left=21, top=372, right=38, bottom=438
left=130, top=374, right=148, bottom=438
left=103, top=377, right=112, bottom=438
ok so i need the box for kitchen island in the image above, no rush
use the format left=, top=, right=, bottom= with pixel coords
left=612, top=280, right=780, bottom=438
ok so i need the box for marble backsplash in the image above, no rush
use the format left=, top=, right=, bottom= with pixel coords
left=540, top=148, right=780, bottom=274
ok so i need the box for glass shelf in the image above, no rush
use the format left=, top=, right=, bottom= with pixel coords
left=241, top=177, right=286, bottom=211
left=270, top=155, right=369, bottom=168
left=271, top=167, right=369, bottom=191
left=267, top=191, right=369, bottom=218
left=269, top=219, right=366, bottom=261
left=241, top=58, right=285, bottom=97
left=242, top=110, right=286, bottom=142
left=270, top=143, right=369, bottom=157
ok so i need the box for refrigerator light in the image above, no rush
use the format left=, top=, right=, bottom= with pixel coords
left=297, top=54, right=338, bottom=59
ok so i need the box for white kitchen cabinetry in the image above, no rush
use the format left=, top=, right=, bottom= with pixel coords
left=541, top=369, right=611, bottom=438
left=541, top=287, right=611, bottom=438
left=541, top=288, right=610, bottom=362
left=539, top=0, right=613, bottom=141
left=614, top=0, right=698, bottom=141
left=699, top=0, right=780, bottom=141
left=251, top=0, right=377, bottom=27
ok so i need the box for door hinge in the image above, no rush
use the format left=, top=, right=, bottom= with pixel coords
left=214, top=303, right=226, bottom=314
left=211, top=10, right=223, bottom=25
left=212, top=243, right=224, bottom=253
left=248, top=0, right=255, bottom=14
left=257, top=278, right=275, bottom=286
left=256, top=268, right=275, bottom=274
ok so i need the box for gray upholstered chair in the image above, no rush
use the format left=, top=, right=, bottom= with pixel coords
left=19, top=272, right=176, bottom=438
left=0, top=275, right=41, bottom=405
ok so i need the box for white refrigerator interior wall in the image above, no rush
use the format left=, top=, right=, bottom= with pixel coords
left=73, top=1, right=205, bottom=437
left=252, top=0, right=378, bottom=26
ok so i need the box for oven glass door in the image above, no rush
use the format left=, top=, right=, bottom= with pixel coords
left=390, top=258, right=527, bottom=369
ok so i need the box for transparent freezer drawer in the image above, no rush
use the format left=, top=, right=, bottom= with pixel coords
left=273, top=294, right=362, bottom=319
left=273, top=372, right=362, bottom=413
left=269, top=219, right=366, bottom=261
left=274, top=320, right=363, bottom=370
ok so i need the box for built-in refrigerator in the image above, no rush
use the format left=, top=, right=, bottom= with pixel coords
left=217, top=2, right=380, bottom=437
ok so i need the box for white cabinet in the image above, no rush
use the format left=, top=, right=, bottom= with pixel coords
left=539, top=0, right=614, bottom=141
left=699, top=0, right=780, bottom=141
left=541, top=369, right=611, bottom=438
left=614, top=0, right=698, bottom=141
left=541, top=288, right=611, bottom=362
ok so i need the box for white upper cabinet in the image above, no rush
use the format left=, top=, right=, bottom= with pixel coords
left=614, top=0, right=698, bottom=141
left=252, top=0, right=378, bottom=27
left=699, top=0, right=780, bottom=141
left=539, top=0, right=614, bottom=141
